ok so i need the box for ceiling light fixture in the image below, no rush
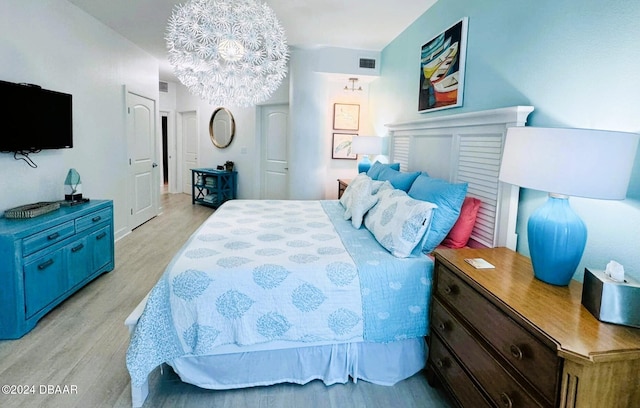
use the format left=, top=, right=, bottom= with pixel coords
left=166, top=0, right=289, bottom=107
left=344, top=77, right=363, bottom=92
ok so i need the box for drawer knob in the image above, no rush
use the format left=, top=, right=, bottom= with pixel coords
left=71, top=243, right=84, bottom=253
left=509, top=344, right=523, bottom=360
left=443, top=285, right=457, bottom=295
left=435, top=358, right=449, bottom=369
left=38, top=258, right=54, bottom=270
left=499, top=392, right=513, bottom=408
left=437, top=321, right=449, bottom=332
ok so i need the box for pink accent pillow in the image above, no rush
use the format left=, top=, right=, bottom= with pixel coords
left=441, top=197, right=481, bottom=248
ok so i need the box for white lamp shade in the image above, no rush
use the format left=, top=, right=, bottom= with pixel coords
left=499, top=127, right=639, bottom=200
left=351, top=136, right=384, bottom=155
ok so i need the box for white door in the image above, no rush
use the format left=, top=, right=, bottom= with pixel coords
left=261, top=104, right=289, bottom=199
left=181, top=111, right=199, bottom=194
left=127, top=91, right=157, bottom=229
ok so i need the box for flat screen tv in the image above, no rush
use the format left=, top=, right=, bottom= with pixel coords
left=0, top=80, right=73, bottom=152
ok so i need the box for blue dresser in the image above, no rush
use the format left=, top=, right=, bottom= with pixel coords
left=0, top=200, right=114, bottom=339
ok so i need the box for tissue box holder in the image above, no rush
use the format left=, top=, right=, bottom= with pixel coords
left=581, top=268, right=640, bottom=328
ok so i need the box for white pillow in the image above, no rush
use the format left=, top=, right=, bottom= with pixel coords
left=364, top=188, right=437, bottom=258
left=340, top=174, right=378, bottom=228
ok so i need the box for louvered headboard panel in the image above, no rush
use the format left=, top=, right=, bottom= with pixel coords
left=386, top=106, right=534, bottom=249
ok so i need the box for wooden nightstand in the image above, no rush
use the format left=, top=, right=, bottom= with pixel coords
left=429, top=247, right=640, bottom=408
left=337, top=178, right=351, bottom=199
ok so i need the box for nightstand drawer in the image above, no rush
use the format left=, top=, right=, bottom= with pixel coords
left=436, top=264, right=559, bottom=403
left=432, top=299, right=545, bottom=408
left=429, top=335, right=491, bottom=408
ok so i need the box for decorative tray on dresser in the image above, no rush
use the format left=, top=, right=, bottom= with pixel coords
left=429, top=247, right=640, bottom=408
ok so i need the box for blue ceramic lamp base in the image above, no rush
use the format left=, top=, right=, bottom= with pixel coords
left=357, top=156, right=372, bottom=173
left=527, top=194, right=587, bottom=286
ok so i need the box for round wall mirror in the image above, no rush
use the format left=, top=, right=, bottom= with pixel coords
left=209, top=107, right=236, bottom=149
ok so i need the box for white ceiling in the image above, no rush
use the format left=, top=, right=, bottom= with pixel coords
left=68, top=0, right=438, bottom=81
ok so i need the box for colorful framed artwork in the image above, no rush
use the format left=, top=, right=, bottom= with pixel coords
left=418, top=17, right=468, bottom=113
left=332, top=133, right=357, bottom=160
left=333, top=103, right=360, bottom=131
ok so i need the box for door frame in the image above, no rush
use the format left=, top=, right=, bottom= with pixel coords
left=160, top=110, right=179, bottom=194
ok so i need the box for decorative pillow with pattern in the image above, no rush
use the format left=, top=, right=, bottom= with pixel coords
left=364, top=187, right=437, bottom=258
left=340, top=173, right=378, bottom=228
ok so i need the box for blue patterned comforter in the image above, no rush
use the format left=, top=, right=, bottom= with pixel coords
left=126, top=200, right=432, bottom=386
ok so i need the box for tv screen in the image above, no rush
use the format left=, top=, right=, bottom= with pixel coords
left=0, top=80, right=73, bottom=152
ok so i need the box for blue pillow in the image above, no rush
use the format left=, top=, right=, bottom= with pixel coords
left=376, top=166, right=420, bottom=192
left=366, top=161, right=401, bottom=180
left=408, top=174, right=468, bottom=253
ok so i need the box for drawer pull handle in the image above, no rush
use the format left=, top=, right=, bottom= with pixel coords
left=435, top=358, right=449, bottom=369
left=510, top=344, right=523, bottom=360
left=47, top=232, right=60, bottom=240
left=38, top=259, right=54, bottom=270
left=96, top=232, right=107, bottom=240
left=499, top=392, right=513, bottom=408
left=71, top=243, right=84, bottom=252
left=92, top=216, right=102, bottom=222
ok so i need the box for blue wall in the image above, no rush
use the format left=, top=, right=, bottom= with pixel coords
left=372, top=0, right=640, bottom=281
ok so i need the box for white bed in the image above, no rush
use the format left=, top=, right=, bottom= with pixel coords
left=125, top=106, right=534, bottom=407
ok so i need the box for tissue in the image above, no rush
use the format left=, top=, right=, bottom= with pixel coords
left=605, top=260, right=625, bottom=282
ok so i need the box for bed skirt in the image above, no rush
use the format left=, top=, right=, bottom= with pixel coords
left=168, top=338, right=427, bottom=390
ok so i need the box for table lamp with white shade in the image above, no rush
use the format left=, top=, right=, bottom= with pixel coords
left=498, top=126, right=639, bottom=286
left=351, top=136, right=385, bottom=173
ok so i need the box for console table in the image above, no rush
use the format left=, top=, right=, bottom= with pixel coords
left=0, top=200, right=114, bottom=339
left=429, top=247, right=640, bottom=407
left=191, top=168, right=237, bottom=208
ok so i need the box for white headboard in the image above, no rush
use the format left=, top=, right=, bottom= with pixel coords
left=385, top=106, right=534, bottom=250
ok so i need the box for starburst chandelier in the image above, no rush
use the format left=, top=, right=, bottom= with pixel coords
left=166, top=0, right=289, bottom=107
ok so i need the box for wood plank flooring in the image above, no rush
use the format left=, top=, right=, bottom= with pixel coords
left=0, top=193, right=453, bottom=408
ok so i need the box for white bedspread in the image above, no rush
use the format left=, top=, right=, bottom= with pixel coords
left=127, top=200, right=364, bottom=386
left=127, top=200, right=433, bottom=388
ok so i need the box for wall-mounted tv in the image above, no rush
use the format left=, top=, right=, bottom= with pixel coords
left=0, top=80, right=73, bottom=152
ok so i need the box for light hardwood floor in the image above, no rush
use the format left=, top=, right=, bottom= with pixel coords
left=0, top=193, right=453, bottom=408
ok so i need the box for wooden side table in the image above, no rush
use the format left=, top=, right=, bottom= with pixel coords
left=337, top=178, right=351, bottom=199
left=429, top=247, right=640, bottom=407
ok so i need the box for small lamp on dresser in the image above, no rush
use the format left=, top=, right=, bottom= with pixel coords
left=498, top=126, right=639, bottom=286
left=351, top=136, right=384, bottom=173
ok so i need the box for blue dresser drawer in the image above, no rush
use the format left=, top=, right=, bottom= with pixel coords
left=76, top=208, right=111, bottom=232
left=22, top=221, right=75, bottom=256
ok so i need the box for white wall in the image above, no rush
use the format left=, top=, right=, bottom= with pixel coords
left=0, top=0, right=159, bottom=239
left=288, top=46, right=380, bottom=200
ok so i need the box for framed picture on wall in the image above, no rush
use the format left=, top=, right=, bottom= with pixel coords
left=418, top=17, right=468, bottom=113
left=332, top=133, right=357, bottom=160
left=333, top=103, right=360, bottom=131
